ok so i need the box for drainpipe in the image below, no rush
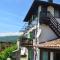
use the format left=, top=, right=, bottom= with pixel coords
left=33, top=5, right=41, bottom=60
left=35, top=6, right=41, bottom=60
left=36, top=7, right=40, bottom=60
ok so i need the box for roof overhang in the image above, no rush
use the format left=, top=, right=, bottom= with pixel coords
left=24, top=0, right=60, bottom=22
left=22, top=39, right=60, bottom=50
left=38, top=39, right=60, bottom=49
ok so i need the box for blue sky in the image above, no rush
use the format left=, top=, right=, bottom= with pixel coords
left=0, top=0, right=60, bottom=32
left=0, top=0, right=33, bottom=32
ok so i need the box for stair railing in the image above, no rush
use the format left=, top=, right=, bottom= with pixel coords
left=40, top=11, right=60, bottom=37
left=47, top=11, right=60, bottom=32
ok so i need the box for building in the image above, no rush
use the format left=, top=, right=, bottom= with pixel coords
left=21, top=0, right=60, bottom=60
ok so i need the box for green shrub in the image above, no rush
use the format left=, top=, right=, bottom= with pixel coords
left=0, top=44, right=17, bottom=60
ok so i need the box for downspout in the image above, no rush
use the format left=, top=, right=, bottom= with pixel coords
left=35, top=6, right=41, bottom=60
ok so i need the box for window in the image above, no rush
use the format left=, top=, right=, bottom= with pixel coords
left=42, top=51, right=48, bottom=60
left=30, top=30, right=35, bottom=39
left=54, top=9, right=60, bottom=18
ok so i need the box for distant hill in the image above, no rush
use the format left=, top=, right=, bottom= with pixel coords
left=0, top=32, right=23, bottom=42
left=0, top=36, right=19, bottom=42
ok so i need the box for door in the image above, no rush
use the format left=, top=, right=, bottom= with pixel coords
left=40, top=5, right=47, bottom=23
left=55, top=52, right=60, bottom=60
left=42, top=51, right=48, bottom=60
left=40, top=50, right=49, bottom=60
left=41, top=5, right=47, bottom=16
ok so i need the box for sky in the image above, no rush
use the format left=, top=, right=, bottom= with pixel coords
left=0, top=32, right=23, bottom=36
left=0, top=0, right=33, bottom=32
left=0, top=0, right=60, bottom=32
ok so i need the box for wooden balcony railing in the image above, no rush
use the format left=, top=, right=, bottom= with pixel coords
left=20, top=40, right=33, bottom=47
left=20, top=36, right=33, bottom=47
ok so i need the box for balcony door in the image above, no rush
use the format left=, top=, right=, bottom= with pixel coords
left=40, top=5, right=47, bottom=24
left=41, top=5, right=47, bottom=16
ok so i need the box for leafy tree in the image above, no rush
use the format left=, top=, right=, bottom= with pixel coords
left=0, top=44, right=17, bottom=60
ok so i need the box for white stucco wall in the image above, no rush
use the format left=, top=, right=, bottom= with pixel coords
left=47, top=6, right=60, bottom=23
left=39, top=24, right=57, bottom=43
left=50, top=52, right=54, bottom=60
left=47, top=6, right=54, bottom=16
left=56, top=18, right=60, bottom=23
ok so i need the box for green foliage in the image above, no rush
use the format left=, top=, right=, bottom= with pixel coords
left=0, top=44, right=17, bottom=60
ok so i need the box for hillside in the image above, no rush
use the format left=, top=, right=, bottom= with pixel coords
left=0, top=36, right=19, bottom=42
left=0, top=32, right=23, bottom=42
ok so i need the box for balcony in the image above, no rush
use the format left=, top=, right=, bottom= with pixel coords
left=24, top=17, right=38, bottom=34
left=40, top=11, right=50, bottom=24
left=20, top=36, right=33, bottom=47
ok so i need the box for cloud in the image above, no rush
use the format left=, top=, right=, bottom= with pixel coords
left=0, top=32, right=23, bottom=36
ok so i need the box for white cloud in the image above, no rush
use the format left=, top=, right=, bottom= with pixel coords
left=0, top=32, right=23, bottom=36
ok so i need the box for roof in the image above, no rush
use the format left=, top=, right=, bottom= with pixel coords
left=20, top=38, right=60, bottom=50
left=24, top=0, right=60, bottom=22
left=38, top=39, right=60, bottom=49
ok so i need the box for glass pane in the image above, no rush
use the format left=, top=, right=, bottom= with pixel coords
left=54, top=9, right=60, bottom=18
left=27, top=33, right=30, bottom=38
left=42, top=51, right=48, bottom=60
left=30, top=32, right=33, bottom=40
left=28, top=48, right=34, bottom=60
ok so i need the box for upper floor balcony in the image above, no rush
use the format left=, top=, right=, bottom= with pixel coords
left=20, top=36, right=33, bottom=47
left=40, top=11, right=53, bottom=24
left=24, top=17, right=38, bottom=34
left=20, top=17, right=38, bottom=42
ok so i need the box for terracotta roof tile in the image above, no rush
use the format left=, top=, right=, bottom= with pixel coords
left=38, top=39, right=60, bottom=49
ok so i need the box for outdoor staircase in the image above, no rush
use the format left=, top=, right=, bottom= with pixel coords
left=40, top=11, right=60, bottom=38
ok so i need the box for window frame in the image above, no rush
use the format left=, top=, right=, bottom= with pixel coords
left=54, top=8, right=60, bottom=18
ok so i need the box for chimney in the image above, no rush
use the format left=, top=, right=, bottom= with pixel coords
left=48, top=0, right=53, bottom=3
